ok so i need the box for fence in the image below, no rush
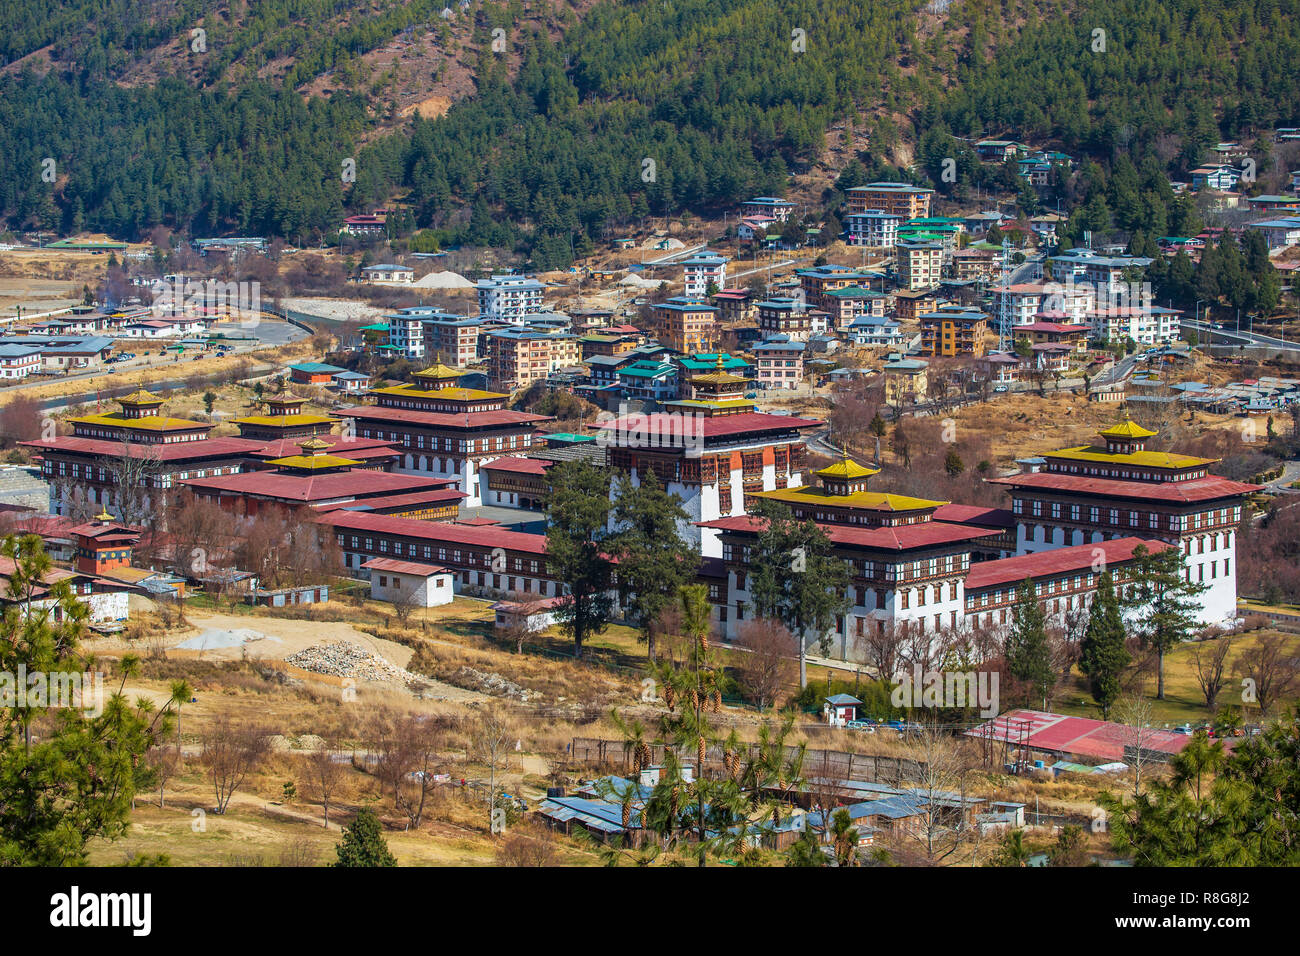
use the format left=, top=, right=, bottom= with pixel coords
left=569, top=736, right=927, bottom=786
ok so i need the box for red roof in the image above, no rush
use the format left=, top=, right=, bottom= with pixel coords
left=21, top=436, right=266, bottom=462
left=66, top=521, right=140, bottom=542
left=697, top=515, right=1001, bottom=551
left=319, top=489, right=466, bottom=512
left=963, top=537, right=1172, bottom=591
left=988, top=471, right=1262, bottom=503
left=966, top=709, right=1215, bottom=762
left=1019, top=321, right=1088, bottom=334
left=248, top=435, right=400, bottom=461
left=338, top=405, right=552, bottom=429
left=932, top=504, right=1016, bottom=528
left=479, top=456, right=550, bottom=476
left=181, top=469, right=458, bottom=503
left=360, top=557, right=453, bottom=577
left=595, top=411, right=822, bottom=443
left=319, top=511, right=548, bottom=555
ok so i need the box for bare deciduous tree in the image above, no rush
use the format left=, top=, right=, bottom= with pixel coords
left=494, top=821, right=560, bottom=866
left=202, top=717, right=270, bottom=814
left=306, top=739, right=347, bottom=828
left=1190, top=636, right=1234, bottom=712
left=733, top=618, right=797, bottom=710
left=474, top=710, right=514, bottom=836
left=370, top=711, right=447, bottom=831
left=1235, top=633, right=1300, bottom=716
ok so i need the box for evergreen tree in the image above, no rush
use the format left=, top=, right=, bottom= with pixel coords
left=1079, top=571, right=1129, bottom=718
left=543, top=459, right=615, bottom=658
left=609, top=470, right=700, bottom=663
left=1122, top=544, right=1207, bottom=700
left=1006, top=579, right=1055, bottom=709
left=747, top=500, right=851, bottom=688
left=333, top=807, right=397, bottom=867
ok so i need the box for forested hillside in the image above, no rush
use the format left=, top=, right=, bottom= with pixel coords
left=4, top=0, right=1300, bottom=267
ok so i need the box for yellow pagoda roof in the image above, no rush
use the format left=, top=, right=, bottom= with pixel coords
left=1099, top=420, right=1157, bottom=440
left=1045, top=446, right=1211, bottom=469
left=232, top=414, right=338, bottom=428
left=371, top=384, right=506, bottom=402
left=753, top=486, right=944, bottom=512
left=412, top=363, right=465, bottom=382
left=264, top=393, right=307, bottom=405
left=70, top=412, right=206, bottom=431
left=94, top=508, right=115, bottom=522
left=265, top=454, right=362, bottom=470
left=117, top=387, right=164, bottom=407
left=816, top=459, right=881, bottom=481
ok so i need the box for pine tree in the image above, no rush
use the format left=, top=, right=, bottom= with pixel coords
left=1079, top=572, right=1129, bottom=718
left=333, top=807, right=397, bottom=867
left=1006, top=579, right=1055, bottom=710
left=1122, top=544, right=1207, bottom=700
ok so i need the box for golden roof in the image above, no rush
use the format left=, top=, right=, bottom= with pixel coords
left=753, top=486, right=944, bottom=512
left=1045, top=447, right=1211, bottom=469
left=232, top=414, right=337, bottom=427
left=94, top=508, right=115, bottom=522
left=117, top=387, right=164, bottom=407
left=265, top=453, right=362, bottom=470
left=298, top=437, right=332, bottom=453
left=817, top=459, right=881, bottom=481
left=412, top=363, right=465, bottom=383
left=71, top=412, right=206, bottom=431
left=1099, top=420, right=1158, bottom=440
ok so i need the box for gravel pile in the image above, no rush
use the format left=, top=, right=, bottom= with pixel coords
left=452, top=666, right=537, bottom=702
left=285, top=640, right=418, bottom=686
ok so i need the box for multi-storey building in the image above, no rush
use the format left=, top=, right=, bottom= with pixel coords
left=755, top=297, right=830, bottom=341
left=845, top=182, right=933, bottom=219
left=797, top=265, right=879, bottom=308
left=844, top=211, right=902, bottom=248
left=751, top=337, right=805, bottom=390
left=337, top=365, right=552, bottom=507
left=231, top=394, right=338, bottom=442
left=181, top=437, right=464, bottom=519
left=21, top=388, right=262, bottom=517
left=989, top=283, right=1093, bottom=327
left=700, top=460, right=1001, bottom=646
left=1044, top=249, right=1153, bottom=291
left=1086, top=305, right=1181, bottom=345
left=597, top=399, right=822, bottom=557
left=323, top=511, right=557, bottom=598
left=820, top=286, right=887, bottom=330
left=740, top=197, right=796, bottom=222
left=896, top=240, right=943, bottom=291
left=918, top=306, right=989, bottom=357
left=680, top=251, right=730, bottom=296
left=476, top=274, right=546, bottom=323
left=487, top=328, right=580, bottom=391
left=647, top=297, right=718, bottom=354
left=987, top=420, right=1260, bottom=624
left=710, top=288, right=756, bottom=325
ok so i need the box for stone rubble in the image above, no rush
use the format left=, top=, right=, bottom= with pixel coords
left=285, top=640, right=421, bottom=687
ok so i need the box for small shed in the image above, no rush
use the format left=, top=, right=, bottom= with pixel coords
left=823, top=693, right=863, bottom=726
left=362, top=557, right=455, bottom=607
left=492, top=596, right=564, bottom=633
left=245, top=584, right=329, bottom=607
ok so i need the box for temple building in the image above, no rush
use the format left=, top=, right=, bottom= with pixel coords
left=21, top=387, right=263, bottom=517
left=231, top=394, right=338, bottom=441
left=336, top=364, right=553, bottom=507
left=699, top=458, right=1002, bottom=646
left=597, top=399, right=823, bottom=557
left=181, top=437, right=464, bottom=519
left=987, top=420, right=1261, bottom=623
left=699, top=453, right=1185, bottom=658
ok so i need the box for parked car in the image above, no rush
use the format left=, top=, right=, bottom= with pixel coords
left=993, top=384, right=1009, bottom=393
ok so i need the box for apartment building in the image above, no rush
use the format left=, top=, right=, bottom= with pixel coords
left=476, top=274, right=546, bottom=323
left=845, top=182, right=934, bottom=219
left=896, top=239, right=944, bottom=291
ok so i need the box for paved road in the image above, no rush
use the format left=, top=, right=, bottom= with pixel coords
left=1184, top=318, right=1300, bottom=354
